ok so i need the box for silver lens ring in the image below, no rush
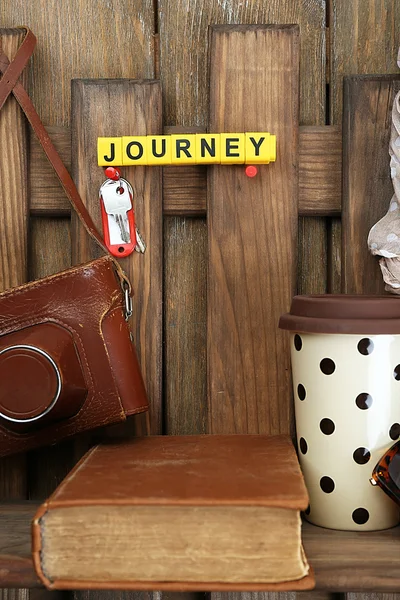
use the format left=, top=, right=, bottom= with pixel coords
left=0, top=345, right=62, bottom=423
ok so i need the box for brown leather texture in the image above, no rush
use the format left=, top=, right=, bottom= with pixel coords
left=0, top=256, right=148, bottom=456
left=31, top=434, right=314, bottom=591
left=0, top=28, right=148, bottom=455
left=0, top=323, right=87, bottom=427
left=31, top=434, right=309, bottom=509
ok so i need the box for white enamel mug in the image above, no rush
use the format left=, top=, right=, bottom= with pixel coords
left=280, top=295, right=400, bottom=531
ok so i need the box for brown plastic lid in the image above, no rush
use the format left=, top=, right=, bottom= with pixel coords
left=279, top=295, right=400, bottom=334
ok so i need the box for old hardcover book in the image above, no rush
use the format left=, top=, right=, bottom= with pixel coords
left=32, top=434, right=314, bottom=591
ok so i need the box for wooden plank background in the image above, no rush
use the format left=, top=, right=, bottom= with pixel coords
left=1, top=2, right=400, bottom=600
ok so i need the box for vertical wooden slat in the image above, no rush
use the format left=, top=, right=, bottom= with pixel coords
left=0, top=25, right=29, bottom=600
left=0, top=28, right=29, bottom=499
left=164, top=217, right=208, bottom=435
left=208, top=25, right=299, bottom=436
left=330, top=0, right=400, bottom=125
left=160, top=0, right=327, bottom=445
left=342, top=76, right=400, bottom=294
left=71, top=79, right=163, bottom=436
left=329, top=0, right=400, bottom=294
left=27, top=217, right=75, bottom=499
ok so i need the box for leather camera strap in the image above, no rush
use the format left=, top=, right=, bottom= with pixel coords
left=0, top=27, right=132, bottom=294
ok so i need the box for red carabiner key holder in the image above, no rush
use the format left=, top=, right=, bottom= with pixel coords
left=99, top=169, right=137, bottom=258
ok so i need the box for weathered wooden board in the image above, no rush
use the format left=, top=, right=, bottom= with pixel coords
left=208, top=25, right=298, bottom=435
left=330, top=0, right=400, bottom=125
left=302, top=522, right=400, bottom=593
left=30, top=127, right=71, bottom=215
left=29, top=126, right=342, bottom=218
left=347, top=595, right=400, bottom=600
left=0, top=503, right=40, bottom=588
left=212, top=594, right=339, bottom=600
left=159, top=1, right=327, bottom=449
left=342, top=76, right=400, bottom=294
left=0, top=29, right=29, bottom=504
left=71, top=79, right=163, bottom=436
left=299, top=127, right=341, bottom=216
left=0, top=1, right=155, bottom=127
left=329, top=0, right=400, bottom=295
left=27, top=217, right=75, bottom=499
left=164, top=216, right=208, bottom=435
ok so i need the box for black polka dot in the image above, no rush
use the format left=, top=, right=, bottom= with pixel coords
left=320, top=358, right=335, bottom=375
left=320, top=418, right=335, bottom=435
left=394, top=365, right=400, bottom=381
left=297, top=384, right=306, bottom=401
left=320, top=476, right=335, bottom=493
left=299, top=437, right=308, bottom=454
left=294, top=334, right=302, bottom=351
left=389, top=423, right=400, bottom=440
left=353, top=447, right=371, bottom=465
left=352, top=507, right=369, bottom=525
left=357, top=338, right=374, bottom=355
left=355, top=393, right=373, bottom=410
left=304, top=505, right=310, bottom=515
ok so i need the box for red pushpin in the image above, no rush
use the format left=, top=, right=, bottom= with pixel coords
left=245, top=165, right=258, bottom=178
left=104, top=166, right=122, bottom=181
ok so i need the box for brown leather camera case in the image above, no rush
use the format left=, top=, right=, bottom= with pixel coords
left=0, top=256, right=149, bottom=456
left=0, top=29, right=149, bottom=456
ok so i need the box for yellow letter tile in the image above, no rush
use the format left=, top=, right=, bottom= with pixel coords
left=98, top=137, right=123, bottom=166
left=171, top=135, right=196, bottom=165
left=146, top=136, right=172, bottom=165
left=245, top=133, right=276, bottom=164
left=122, top=136, right=148, bottom=166
left=220, top=134, right=245, bottom=164
left=195, top=134, right=220, bottom=164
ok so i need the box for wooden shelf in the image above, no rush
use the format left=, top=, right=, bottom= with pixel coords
left=1, top=502, right=399, bottom=591
left=302, top=520, right=400, bottom=592
left=0, top=502, right=40, bottom=588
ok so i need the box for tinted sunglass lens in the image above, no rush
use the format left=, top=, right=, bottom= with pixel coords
left=388, top=452, right=400, bottom=489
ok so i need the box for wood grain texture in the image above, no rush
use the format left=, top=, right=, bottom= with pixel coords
left=0, top=29, right=29, bottom=503
left=329, top=0, right=400, bottom=297
left=342, top=76, right=400, bottom=294
left=30, top=127, right=71, bottom=215
left=159, top=0, right=327, bottom=449
left=71, top=79, right=163, bottom=435
left=26, top=217, right=76, bottom=500
left=164, top=217, right=207, bottom=435
left=212, top=594, right=340, bottom=600
left=330, top=0, right=400, bottom=125
left=0, top=1, right=155, bottom=126
left=297, top=217, right=328, bottom=295
left=302, top=522, right=400, bottom=592
left=347, top=595, right=400, bottom=600
left=299, top=127, right=341, bottom=216
left=159, top=0, right=325, bottom=128
left=328, top=218, right=342, bottom=294
left=0, top=502, right=40, bottom=588
left=0, top=29, right=29, bottom=291
left=163, top=166, right=207, bottom=216
left=29, top=126, right=342, bottom=217
left=208, top=25, right=298, bottom=435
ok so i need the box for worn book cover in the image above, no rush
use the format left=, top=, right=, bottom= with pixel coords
left=32, top=434, right=315, bottom=591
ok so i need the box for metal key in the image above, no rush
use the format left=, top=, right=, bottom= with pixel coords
left=135, top=227, right=146, bottom=253
left=101, top=179, right=132, bottom=244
